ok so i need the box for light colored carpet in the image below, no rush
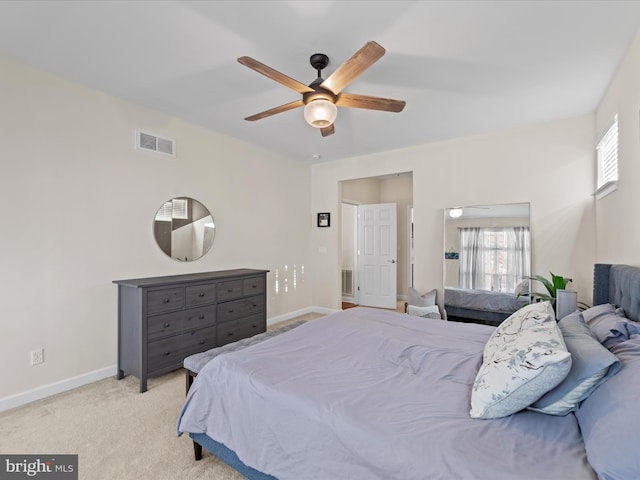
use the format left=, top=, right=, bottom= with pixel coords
left=0, top=313, right=325, bottom=480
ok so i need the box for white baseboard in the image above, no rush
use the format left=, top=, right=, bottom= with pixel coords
left=0, top=365, right=117, bottom=413
left=2, top=307, right=339, bottom=412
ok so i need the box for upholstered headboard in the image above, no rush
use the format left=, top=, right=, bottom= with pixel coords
left=593, top=264, right=640, bottom=322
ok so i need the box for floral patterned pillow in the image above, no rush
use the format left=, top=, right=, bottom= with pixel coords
left=470, top=320, right=571, bottom=419
left=483, top=301, right=555, bottom=362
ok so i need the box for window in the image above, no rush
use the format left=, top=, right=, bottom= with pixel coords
left=154, top=198, right=189, bottom=222
left=458, top=226, right=531, bottom=293
left=171, top=198, right=189, bottom=220
left=595, top=115, right=618, bottom=198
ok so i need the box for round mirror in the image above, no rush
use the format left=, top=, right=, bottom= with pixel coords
left=153, top=197, right=215, bottom=262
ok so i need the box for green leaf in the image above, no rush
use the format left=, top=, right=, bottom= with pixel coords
left=529, top=274, right=555, bottom=297
left=551, top=272, right=572, bottom=291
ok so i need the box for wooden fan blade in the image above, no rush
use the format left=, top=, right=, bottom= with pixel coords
left=244, top=99, right=304, bottom=121
left=238, top=57, right=314, bottom=94
left=336, top=93, right=406, bottom=112
left=320, top=41, right=385, bottom=95
left=320, top=124, right=335, bottom=137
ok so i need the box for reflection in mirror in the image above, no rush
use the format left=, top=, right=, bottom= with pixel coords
left=153, top=197, right=215, bottom=262
left=443, top=203, right=531, bottom=325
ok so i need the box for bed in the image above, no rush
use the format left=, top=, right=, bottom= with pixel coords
left=177, top=263, right=640, bottom=479
left=444, top=286, right=529, bottom=325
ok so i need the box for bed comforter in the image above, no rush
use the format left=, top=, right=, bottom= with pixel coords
left=177, top=307, right=595, bottom=480
left=445, top=287, right=529, bottom=313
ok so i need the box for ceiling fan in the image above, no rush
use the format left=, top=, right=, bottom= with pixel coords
left=238, top=41, right=406, bottom=137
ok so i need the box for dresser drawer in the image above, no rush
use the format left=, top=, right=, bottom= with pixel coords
left=147, top=326, right=218, bottom=373
left=186, top=283, right=216, bottom=307
left=217, top=280, right=243, bottom=302
left=217, top=314, right=266, bottom=346
left=147, top=287, right=184, bottom=315
left=217, top=294, right=265, bottom=323
left=147, top=335, right=183, bottom=373
left=147, top=310, right=184, bottom=341
left=148, top=305, right=215, bottom=341
left=243, top=276, right=265, bottom=296
left=183, top=305, right=216, bottom=331
left=181, top=326, right=217, bottom=356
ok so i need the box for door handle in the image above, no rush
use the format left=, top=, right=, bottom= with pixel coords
left=388, top=259, right=396, bottom=264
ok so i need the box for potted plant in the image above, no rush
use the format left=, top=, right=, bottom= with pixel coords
left=528, top=272, right=572, bottom=305
left=522, top=272, right=589, bottom=311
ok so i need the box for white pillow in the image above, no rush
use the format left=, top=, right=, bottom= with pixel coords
left=408, top=287, right=436, bottom=307
left=407, top=304, right=441, bottom=320
left=483, top=301, right=555, bottom=362
left=470, top=321, right=571, bottom=419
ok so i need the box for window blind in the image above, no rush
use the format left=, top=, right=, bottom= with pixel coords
left=597, top=116, right=618, bottom=189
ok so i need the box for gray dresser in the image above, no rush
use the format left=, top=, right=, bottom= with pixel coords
left=113, top=269, right=268, bottom=392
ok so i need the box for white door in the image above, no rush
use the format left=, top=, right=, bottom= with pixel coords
left=358, top=203, right=397, bottom=309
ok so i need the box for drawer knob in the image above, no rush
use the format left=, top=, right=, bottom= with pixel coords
left=227, top=332, right=234, bottom=337
left=164, top=298, right=171, bottom=303
left=227, top=289, right=233, bottom=293
left=252, top=284, right=257, bottom=289
left=198, top=292, right=205, bottom=297
left=252, top=324, right=257, bottom=328
left=164, top=351, right=171, bottom=356
left=199, top=340, right=205, bottom=345
left=199, top=314, right=205, bottom=319
left=163, top=323, right=170, bottom=328
left=228, top=309, right=234, bottom=313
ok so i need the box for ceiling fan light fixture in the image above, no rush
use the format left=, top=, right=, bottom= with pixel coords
left=304, top=99, right=337, bottom=128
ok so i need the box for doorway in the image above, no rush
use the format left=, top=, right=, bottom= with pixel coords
left=340, top=172, right=413, bottom=310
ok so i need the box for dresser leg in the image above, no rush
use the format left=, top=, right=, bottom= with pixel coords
left=140, top=378, right=147, bottom=393
left=117, top=369, right=125, bottom=380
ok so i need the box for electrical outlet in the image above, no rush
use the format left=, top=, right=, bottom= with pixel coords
left=30, top=349, right=44, bottom=365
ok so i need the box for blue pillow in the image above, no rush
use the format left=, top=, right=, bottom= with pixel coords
left=528, top=312, right=620, bottom=415
left=575, top=334, right=640, bottom=478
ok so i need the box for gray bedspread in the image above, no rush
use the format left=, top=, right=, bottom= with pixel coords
left=177, top=307, right=595, bottom=480
left=445, top=286, right=529, bottom=313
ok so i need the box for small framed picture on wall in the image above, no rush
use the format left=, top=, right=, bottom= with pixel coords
left=317, top=212, right=330, bottom=227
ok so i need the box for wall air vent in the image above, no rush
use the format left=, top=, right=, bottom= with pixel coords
left=136, top=130, right=175, bottom=156
left=342, top=269, right=354, bottom=296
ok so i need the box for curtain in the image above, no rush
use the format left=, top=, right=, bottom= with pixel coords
left=458, top=228, right=483, bottom=290
left=458, top=226, right=530, bottom=292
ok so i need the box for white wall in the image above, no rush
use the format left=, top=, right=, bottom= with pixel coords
left=595, top=31, right=640, bottom=265
left=311, top=114, right=596, bottom=312
left=0, top=57, right=313, bottom=405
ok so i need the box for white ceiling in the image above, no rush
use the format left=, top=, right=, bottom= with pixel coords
left=1, top=1, right=639, bottom=163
